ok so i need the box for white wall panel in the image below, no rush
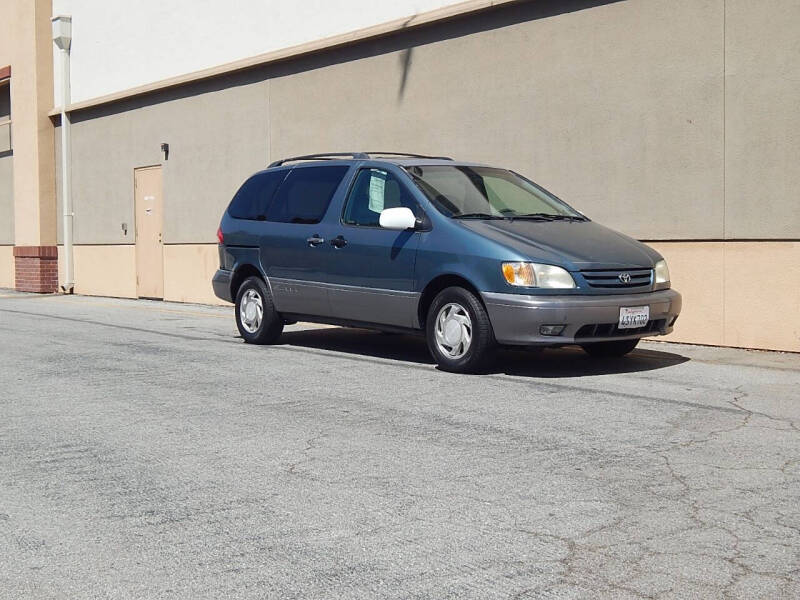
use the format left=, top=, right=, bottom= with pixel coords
left=52, top=0, right=460, bottom=104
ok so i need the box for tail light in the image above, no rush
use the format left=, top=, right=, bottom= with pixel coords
left=217, top=227, right=224, bottom=244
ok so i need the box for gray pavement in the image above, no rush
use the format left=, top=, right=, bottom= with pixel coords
left=0, top=290, right=799, bottom=599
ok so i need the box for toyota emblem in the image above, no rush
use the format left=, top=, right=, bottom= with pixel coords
left=618, top=272, right=631, bottom=284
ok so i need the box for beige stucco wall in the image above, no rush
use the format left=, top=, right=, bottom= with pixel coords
left=0, top=155, right=13, bottom=244
left=648, top=242, right=726, bottom=347
left=56, top=75, right=269, bottom=246
left=56, top=0, right=800, bottom=246
left=721, top=242, right=800, bottom=352
left=57, top=241, right=800, bottom=353
left=0, top=246, right=14, bottom=288
left=652, top=241, right=800, bottom=353
left=724, top=0, right=800, bottom=238
left=57, top=243, right=225, bottom=305
left=58, top=245, right=137, bottom=298
left=4, top=0, right=56, bottom=247
left=270, top=0, right=726, bottom=241
left=0, top=5, right=14, bottom=248
left=163, top=244, right=226, bottom=305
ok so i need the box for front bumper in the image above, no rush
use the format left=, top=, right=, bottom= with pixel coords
left=482, top=288, right=682, bottom=346
left=212, top=269, right=233, bottom=303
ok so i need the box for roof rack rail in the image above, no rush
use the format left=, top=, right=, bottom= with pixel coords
left=362, top=151, right=454, bottom=161
left=268, top=152, right=369, bottom=167
left=268, top=151, right=452, bottom=167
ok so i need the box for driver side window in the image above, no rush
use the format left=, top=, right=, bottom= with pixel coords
left=342, top=168, right=417, bottom=227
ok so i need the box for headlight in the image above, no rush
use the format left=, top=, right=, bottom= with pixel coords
left=502, top=262, right=576, bottom=289
left=654, top=259, right=670, bottom=285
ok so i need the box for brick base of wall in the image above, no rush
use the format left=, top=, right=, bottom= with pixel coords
left=14, top=246, right=59, bottom=293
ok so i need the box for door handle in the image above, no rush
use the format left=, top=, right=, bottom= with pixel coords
left=306, top=235, right=325, bottom=247
left=331, top=235, right=348, bottom=249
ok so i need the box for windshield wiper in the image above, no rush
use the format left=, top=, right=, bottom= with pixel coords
left=510, top=213, right=586, bottom=222
left=452, top=212, right=507, bottom=220
left=550, top=214, right=587, bottom=221
left=506, top=212, right=556, bottom=221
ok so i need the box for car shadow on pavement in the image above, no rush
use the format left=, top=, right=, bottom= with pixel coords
left=278, top=327, right=690, bottom=377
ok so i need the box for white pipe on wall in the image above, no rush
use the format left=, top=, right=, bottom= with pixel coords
left=60, top=49, right=73, bottom=293
left=53, top=15, right=74, bottom=293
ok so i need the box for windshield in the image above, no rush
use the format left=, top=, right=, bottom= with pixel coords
left=405, top=165, right=585, bottom=220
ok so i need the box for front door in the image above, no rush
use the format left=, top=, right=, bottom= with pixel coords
left=134, top=166, right=164, bottom=299
left=327, top=167, right=421, bottom=327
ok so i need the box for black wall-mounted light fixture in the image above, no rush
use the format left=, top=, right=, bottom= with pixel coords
left=161, top=142, right=169, bottom=161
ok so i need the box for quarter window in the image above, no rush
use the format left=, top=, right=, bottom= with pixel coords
left=342, top=168, right=417, bottom=227
left=228, top=170, right=288, bottom=220
left=265, top=165, right=349, bottom=224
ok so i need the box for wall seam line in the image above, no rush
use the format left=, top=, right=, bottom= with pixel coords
left=722, top=0, right=727, bottom=345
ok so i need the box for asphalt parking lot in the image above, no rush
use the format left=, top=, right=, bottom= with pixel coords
left=1, top=291, right=799, bottom=599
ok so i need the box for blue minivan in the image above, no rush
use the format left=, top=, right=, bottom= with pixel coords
left=213, top=152, right=681, bottom=373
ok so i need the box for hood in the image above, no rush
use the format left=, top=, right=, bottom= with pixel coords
left=457, top=219, right=660, bottom=270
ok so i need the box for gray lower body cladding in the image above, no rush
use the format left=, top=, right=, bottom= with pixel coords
left=482, top=289, right=682, bottom=345
left=215, top=267, right=682, bottom=346
left=212, top=269, right=233, bottom=303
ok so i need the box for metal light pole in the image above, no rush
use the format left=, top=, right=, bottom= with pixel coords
left=52, top=15, right=73, bottom=293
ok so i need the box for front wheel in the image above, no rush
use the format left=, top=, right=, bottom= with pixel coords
left=235, top=276, right=283, bottom=344
left=426, top=286, right=496, bottom=373
left=581, top=338, right=639, bottom=358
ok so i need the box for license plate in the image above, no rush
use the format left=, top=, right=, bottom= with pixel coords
left=619, top=306, right=649, bottom=329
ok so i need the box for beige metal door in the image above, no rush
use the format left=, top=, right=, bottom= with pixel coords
left=134, top=166, right=164, bottom=299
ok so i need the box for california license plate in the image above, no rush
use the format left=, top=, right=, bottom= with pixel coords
left=619, top=306, right=649, bottom=329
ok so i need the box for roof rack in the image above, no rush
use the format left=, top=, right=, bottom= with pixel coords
left=268, top=151, right=452, bottom=168
left=363, top=151, right=453, bottom=161
left=268, top=152, right=368, bottom=167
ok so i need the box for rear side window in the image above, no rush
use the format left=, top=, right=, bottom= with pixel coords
left=228, top=170, right=288, bottom=220
left=265, top=165, right=349, bottom=224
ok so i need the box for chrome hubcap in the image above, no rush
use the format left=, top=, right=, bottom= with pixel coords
left=240, top=289, right=263, bottom=333
left=434, top=302, right=472, bottom=359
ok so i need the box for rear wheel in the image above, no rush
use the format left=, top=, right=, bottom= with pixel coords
left=581, top=338, right=639, bottom=358
left=425, top=286, right=495, bottom=373
left=235, top=276, right=283, bottom=344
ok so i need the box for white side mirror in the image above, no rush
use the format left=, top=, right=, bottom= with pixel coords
left=379, top=207, right=416, bottom=230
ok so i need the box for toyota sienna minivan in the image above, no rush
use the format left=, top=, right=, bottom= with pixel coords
left=213, top=152, right=681, bottom=373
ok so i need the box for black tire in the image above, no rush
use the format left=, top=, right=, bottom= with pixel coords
left=234, top=276, right=283, bottom=344
left=581, top=338, right=640, bottom=358
left=425, top=286, right=496, bottom=373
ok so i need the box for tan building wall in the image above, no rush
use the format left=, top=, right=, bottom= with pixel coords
left=162, top=244, right=225, bottom=305
left=0, top=0, right=57, bottom=291
left=57, top=243, right=225, bottom=305
left=0, top=245, right=13, bottom=288
left=270, top=0, right=726, bottom=241
left=55, top=0, right=800, bottom=245
left=56, top=244, right=137, bottom=298
left=0, top=0, right=15, bottom=252
left=0, top=155, right=13, bottom=244
left=650, top=242, right=800, bottom=353
left=7, top=0, right=56, bottom=246
left=724, top=0, right=800, bottom=238
left=6, top=0, right=800, bottom=351
left=54, top=75, right=269, bottom=246
left=61, top=240, right=800, bottom=352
